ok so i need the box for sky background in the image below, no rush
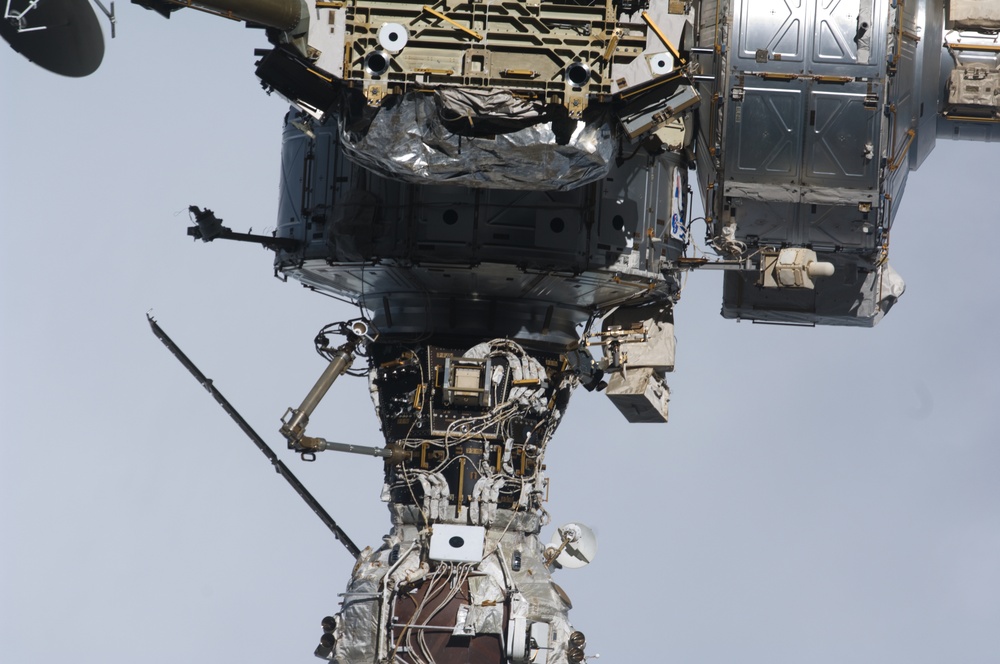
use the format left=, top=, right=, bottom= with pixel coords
left=2, top=8, right=998, bottom=664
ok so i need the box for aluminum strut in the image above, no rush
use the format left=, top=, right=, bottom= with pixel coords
left=147, top=314, right=361, bottom=560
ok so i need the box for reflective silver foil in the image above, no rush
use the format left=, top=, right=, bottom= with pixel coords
left=339, top=90, right=617, bottom=191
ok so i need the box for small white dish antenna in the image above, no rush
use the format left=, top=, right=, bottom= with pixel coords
left=547, top=522, right=597, bottom=569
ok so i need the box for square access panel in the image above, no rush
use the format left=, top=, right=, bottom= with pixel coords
left=429, top=525, right=486, bottom=563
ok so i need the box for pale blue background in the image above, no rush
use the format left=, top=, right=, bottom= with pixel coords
left=2, top=9, right=998, bottom=663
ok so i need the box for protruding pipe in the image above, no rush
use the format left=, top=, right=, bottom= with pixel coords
left=299, top=438, right=412, bottom=464
left=280, top=344, right=356, bottom=445
left=163, top=0, right=306, bottom=32
left=807, top=261, right=836, bottom=278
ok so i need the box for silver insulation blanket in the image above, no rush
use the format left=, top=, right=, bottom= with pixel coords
left=330, top=511, right=579, bottom=663
left=340, top=90, right=617, bottom=191
left=510, top=531, right=574, bottom=664
left=333, top=547, right=382, bottom=664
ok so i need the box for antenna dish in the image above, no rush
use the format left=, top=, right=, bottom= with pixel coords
left=1, top=0, right=104, bottom=77
left=548, top=522, right=598, bottom=569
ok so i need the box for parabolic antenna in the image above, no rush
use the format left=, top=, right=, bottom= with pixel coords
left=548, top=523, right=598, bottom=569
left=1, top=0, right=104, bottom=77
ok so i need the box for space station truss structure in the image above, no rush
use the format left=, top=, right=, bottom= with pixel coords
left=139, top=0, right=1000, bottom=661
left=169, top=2, right=702, bottom=662
left=260, top=4, right=695, bottom=661
left=8, top=0, right=999, bottom=662
left=262, top=0, right=697, bottom=421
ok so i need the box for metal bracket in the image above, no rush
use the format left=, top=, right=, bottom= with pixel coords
left=92, top=0, right=116, bottom=38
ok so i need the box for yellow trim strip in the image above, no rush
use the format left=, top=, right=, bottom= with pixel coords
left=948, top=43, right=1000, bottom=52
left=888, top=129, right=915, bottom=171
left=618, top=72, right=683, bottom=100
left=943, top=114, right=1000, bottom=123
left=423, top=5, right=483, bottom=41
left=641, top=11, right=685, bottom=64
left=307, top=67, right=333, bottom=83
left=501, top=69, right=538, bottom=78
left=759, top=72, right=798, bottom=81
left=603, top=29, right=621, bottom=62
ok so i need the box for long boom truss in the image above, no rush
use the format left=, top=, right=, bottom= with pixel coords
left=147, top=314, right=361, bottom=560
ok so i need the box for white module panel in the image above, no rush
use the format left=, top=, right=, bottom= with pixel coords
left=429, top=524, right=486, bottom=563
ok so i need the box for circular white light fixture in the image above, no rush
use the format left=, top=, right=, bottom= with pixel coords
left=378, top=23, right=409, bottom=53
left=648, top=51, right=674, bottom=75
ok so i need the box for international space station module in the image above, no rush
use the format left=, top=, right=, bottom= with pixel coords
left=5, top=0, right=999, bottom=662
